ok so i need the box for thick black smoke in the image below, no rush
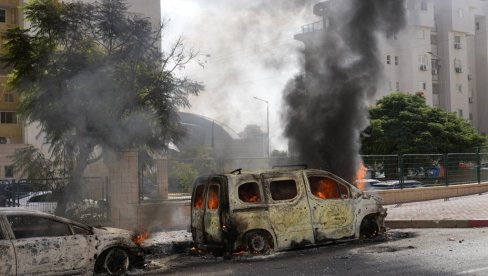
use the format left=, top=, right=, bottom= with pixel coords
left=283, top=0, right=406, bottom=182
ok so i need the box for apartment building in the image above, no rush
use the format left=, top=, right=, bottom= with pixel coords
left=0, top=0, right=161, bottom=179
left=0, top=0, right=22, bottom=145
left=296, top=0, right=488, bottom=135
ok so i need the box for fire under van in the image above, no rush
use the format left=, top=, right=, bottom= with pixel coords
left=190, top=168, right=387, bottom=256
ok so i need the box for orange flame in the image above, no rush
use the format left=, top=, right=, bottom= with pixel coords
left=207, top=189, right=219, bottom=209
left=355, top=163, right=368, bottom=191
left=132, top=230, right=150, bottom=245
left=314, top=179, right=340, bottom=199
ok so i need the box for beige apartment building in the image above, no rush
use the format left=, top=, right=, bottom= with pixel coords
left=296, top=0, right=488, bottom=136
left=0, top=0, right=161, bottom=180
left=0, top=0, right=24, bottom=180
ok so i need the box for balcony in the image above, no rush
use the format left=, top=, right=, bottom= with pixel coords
left=300, top=20, right=324, bottom=34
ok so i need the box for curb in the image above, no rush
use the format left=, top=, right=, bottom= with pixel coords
left=386, top=219, right=488, bottom=229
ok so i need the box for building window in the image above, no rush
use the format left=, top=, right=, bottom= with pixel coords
left=454, top=35, right=462, bottom=49
left=419, top=55, right=428, bottom=70
left=396, top=81, right=400, bottom=91
left=469, top=113, right=473, bottom=121
left=476, top=21, right=480, bottom=31
left=4, top=94, right=13, bottom=103
left=4, top=166, right=13, bottom=178
left=417, top=29, right=425, bottom=39
left=456, top=84, right=463, bottom=93
left=395, top=56, right=399, bottom=65
left=420, top=82, right=427, bottom=90
left=386, top=55, right=391, bottom=65
left=454, top=59, right=463, bottom=73
left=420, top=1, right=428, bottom=11
left=458, top=109, right=463, bottom=118
left=458, top=8, right=464, bottom=18
left=431, top=34, right=437, bottom=45
left=0, top=112, right=16, bottom=124
left=0, top=9, right=5, bottom=23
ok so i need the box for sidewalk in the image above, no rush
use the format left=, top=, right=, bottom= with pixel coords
left=385, top=192, right=488, bottom=228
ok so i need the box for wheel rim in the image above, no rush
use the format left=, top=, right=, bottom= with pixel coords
left=104, top=248, right=129, bottom=275
left=360, top=218, right=379, bottom=239
left=248, top=233, right=268, bottom=254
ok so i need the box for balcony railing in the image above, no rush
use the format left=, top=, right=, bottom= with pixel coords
left=301, top=20, right=324, bottom=34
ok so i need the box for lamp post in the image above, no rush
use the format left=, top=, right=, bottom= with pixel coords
left=253, top=96, right=270, bottom=158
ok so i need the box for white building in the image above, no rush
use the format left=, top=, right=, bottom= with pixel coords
left=296, top=0, right=488, bottom=135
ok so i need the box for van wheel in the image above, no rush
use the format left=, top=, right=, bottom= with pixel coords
left=246, top=231, right=272, bottom=255
left=360, top=216, right=379, bottom=240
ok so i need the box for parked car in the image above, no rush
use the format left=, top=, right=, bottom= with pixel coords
left=191, top=168, right=387, bottom=256
left=0, top=180, right=33, bottom=203
left=18, top=191, right=57, bottom=214
left=373, top=180, right=425, bottom=190
left=354, top=179, right=387, bottom=190
left=0, top=207, right=144, bottom=275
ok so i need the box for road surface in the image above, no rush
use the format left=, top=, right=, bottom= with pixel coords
left=137, top=228, right=488, bottom=276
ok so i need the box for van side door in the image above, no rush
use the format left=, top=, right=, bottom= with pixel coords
left=264, top=174, right=314, bottom=250
left=305, top=174, right=356, bottom=242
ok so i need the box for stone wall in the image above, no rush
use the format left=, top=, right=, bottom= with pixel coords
left=105, top=150, right=190, bottom=231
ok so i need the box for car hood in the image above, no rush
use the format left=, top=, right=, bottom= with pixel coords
left=93, top=226, right=133, bottom=237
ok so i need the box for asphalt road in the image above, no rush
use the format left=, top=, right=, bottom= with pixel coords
left=136, top=228, right=488, bottom=276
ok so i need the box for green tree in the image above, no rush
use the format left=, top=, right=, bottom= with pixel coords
left=2, top=0, right=202, bottom=214
left=361, top=93, right=486, bottom=155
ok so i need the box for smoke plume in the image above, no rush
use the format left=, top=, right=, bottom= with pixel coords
left=283, top=0, right=406, bottom=182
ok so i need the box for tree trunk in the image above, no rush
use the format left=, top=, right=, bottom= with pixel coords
left=55, top=144, right=91, bottom=217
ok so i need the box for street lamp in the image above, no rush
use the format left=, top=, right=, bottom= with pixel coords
left=253, top=96, right=270, bottom=158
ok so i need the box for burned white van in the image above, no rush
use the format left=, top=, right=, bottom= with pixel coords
left=191, top=168, right=386, bottom=255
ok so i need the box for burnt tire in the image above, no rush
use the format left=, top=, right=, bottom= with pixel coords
left=95, top=247, right=130, bottom=275
left=246, top=231, right=272, bottom=255
left=360, top=216, right=379, bottom=240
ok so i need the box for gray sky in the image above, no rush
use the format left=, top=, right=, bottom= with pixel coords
left=161, top=0, right=316, bottom=151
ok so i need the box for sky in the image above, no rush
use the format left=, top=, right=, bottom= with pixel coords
left=161, top=0, right=316, bottom=151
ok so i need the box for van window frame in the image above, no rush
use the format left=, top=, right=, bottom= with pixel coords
left=306, top=174, right=350, bottom=200
left=206, top=184, right=220, bottom=210
left=269, top=178, right=299, bottom=202
left=237, top=181, right=263, bottom=204
left=193, top=184, right=206, bottom=209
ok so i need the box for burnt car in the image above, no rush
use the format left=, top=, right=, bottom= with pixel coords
left=191, top=168, right=387, bottom=256
left=0, top=208, right=144, bottom=275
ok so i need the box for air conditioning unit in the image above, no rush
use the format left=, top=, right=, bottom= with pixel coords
left=455, top=67, right=463, bottom=73
left=454, top=43, right=462, bottom=49
left=432, top=68, right=438, bottom=75
left=420, top=65, right=427, bottom=71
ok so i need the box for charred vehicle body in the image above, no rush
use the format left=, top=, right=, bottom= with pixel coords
left=0, top=208, right=144, bottom=275
left=191, top=168, right=386, bottom=255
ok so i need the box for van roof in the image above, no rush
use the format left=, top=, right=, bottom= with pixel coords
left=197, top=168, right=349, bottom=183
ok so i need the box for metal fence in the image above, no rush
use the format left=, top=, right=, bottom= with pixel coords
left=363, top=153, right=488, bottom=187
left=161, top=153, right=488, bottom=197
left=0, top=177, right=109, bottom=223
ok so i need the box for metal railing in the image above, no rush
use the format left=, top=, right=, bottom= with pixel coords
left=1, top=177, right=109, bottom=222
left=301, top=20, right=324, bottom=33
left=363, top=153, right=488, bottom=188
